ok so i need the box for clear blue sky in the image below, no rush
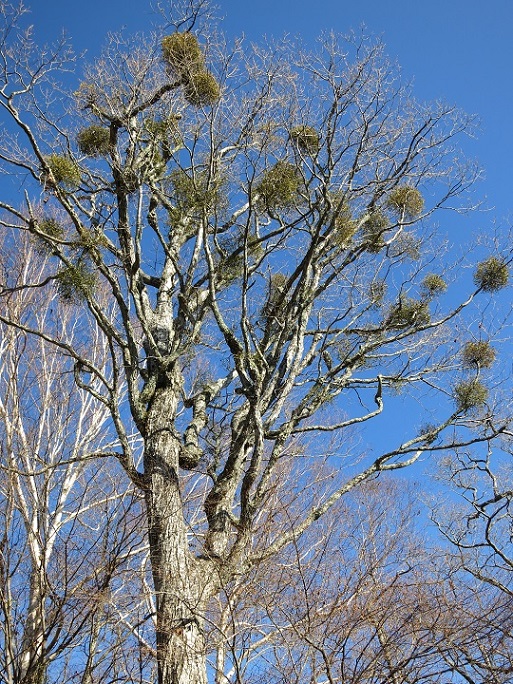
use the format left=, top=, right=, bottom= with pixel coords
left=29, top=0, right=513, bottom=223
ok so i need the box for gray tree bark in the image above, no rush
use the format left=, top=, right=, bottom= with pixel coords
left=145, top=383, right=215, bottom=684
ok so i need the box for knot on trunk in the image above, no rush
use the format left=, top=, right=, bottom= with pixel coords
left=179, top=443, right=202, bottom=470
left=204, top=509, right=230, bottom=558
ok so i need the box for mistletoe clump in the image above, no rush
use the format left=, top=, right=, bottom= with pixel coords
left=290, top=125, right=320, bottom=155
left=39, top=217, right=64, bottom=239
left=161, top=32, right=221, bottom=108
left=386, top=296, right=430, bottom=328
left=474, top=256, right=509, bottom=292
left=328, top=197, right=356, bottom=247
left=161, top=32, right=205, bottom=74
left=145, top=115, right=180, bottom=140
left=421, top=273, right=447, bottom=298
left=214, top=231, right=264, bottom=285
left=454, top=379, right=488, bottom=412
left=31, top=217, right=64, bottom=254
left=183, top=70, right=221, bottom=107
left=256, top=161, right=302, bottom=212
left=170, top=168, right=224, bottom=218
left=363, top=211, right=390, bottom=253
left=77, top=125, right=110, bottom=157
left=387, top=185, right=424, bottom=218
left=461, top=340, right=496, bottom=369
left=45, top=155, right=81, bottom=189
left=55, top=261, right=97, bottom=303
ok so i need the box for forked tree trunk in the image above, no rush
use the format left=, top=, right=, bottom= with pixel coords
left=145, top=384, right=214, bottom=684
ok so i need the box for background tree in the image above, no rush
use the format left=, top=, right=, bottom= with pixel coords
left=0, top=234, right=151, bottom=684
left=206, top=476, right=513, bottom=684
left=0, top=1, right=512, bottom=682
left=205, top=478, right=438, bottom=684
left=429, top=439, right=513, bottom=683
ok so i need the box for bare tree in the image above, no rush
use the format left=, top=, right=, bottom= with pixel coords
left=208, top=478, right=501, bottom=684
left=0, top=1, right=511, bottom=681
left=430, top=440, right=513, bottom=683
left=0, top=234, right=151, bottom=684
left=230, top=476, right=513, bottom=684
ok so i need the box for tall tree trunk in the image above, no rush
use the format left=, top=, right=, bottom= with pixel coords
left=19, top=568, right=47, bottom=684
left=145, top=384, right=213, bottom=684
